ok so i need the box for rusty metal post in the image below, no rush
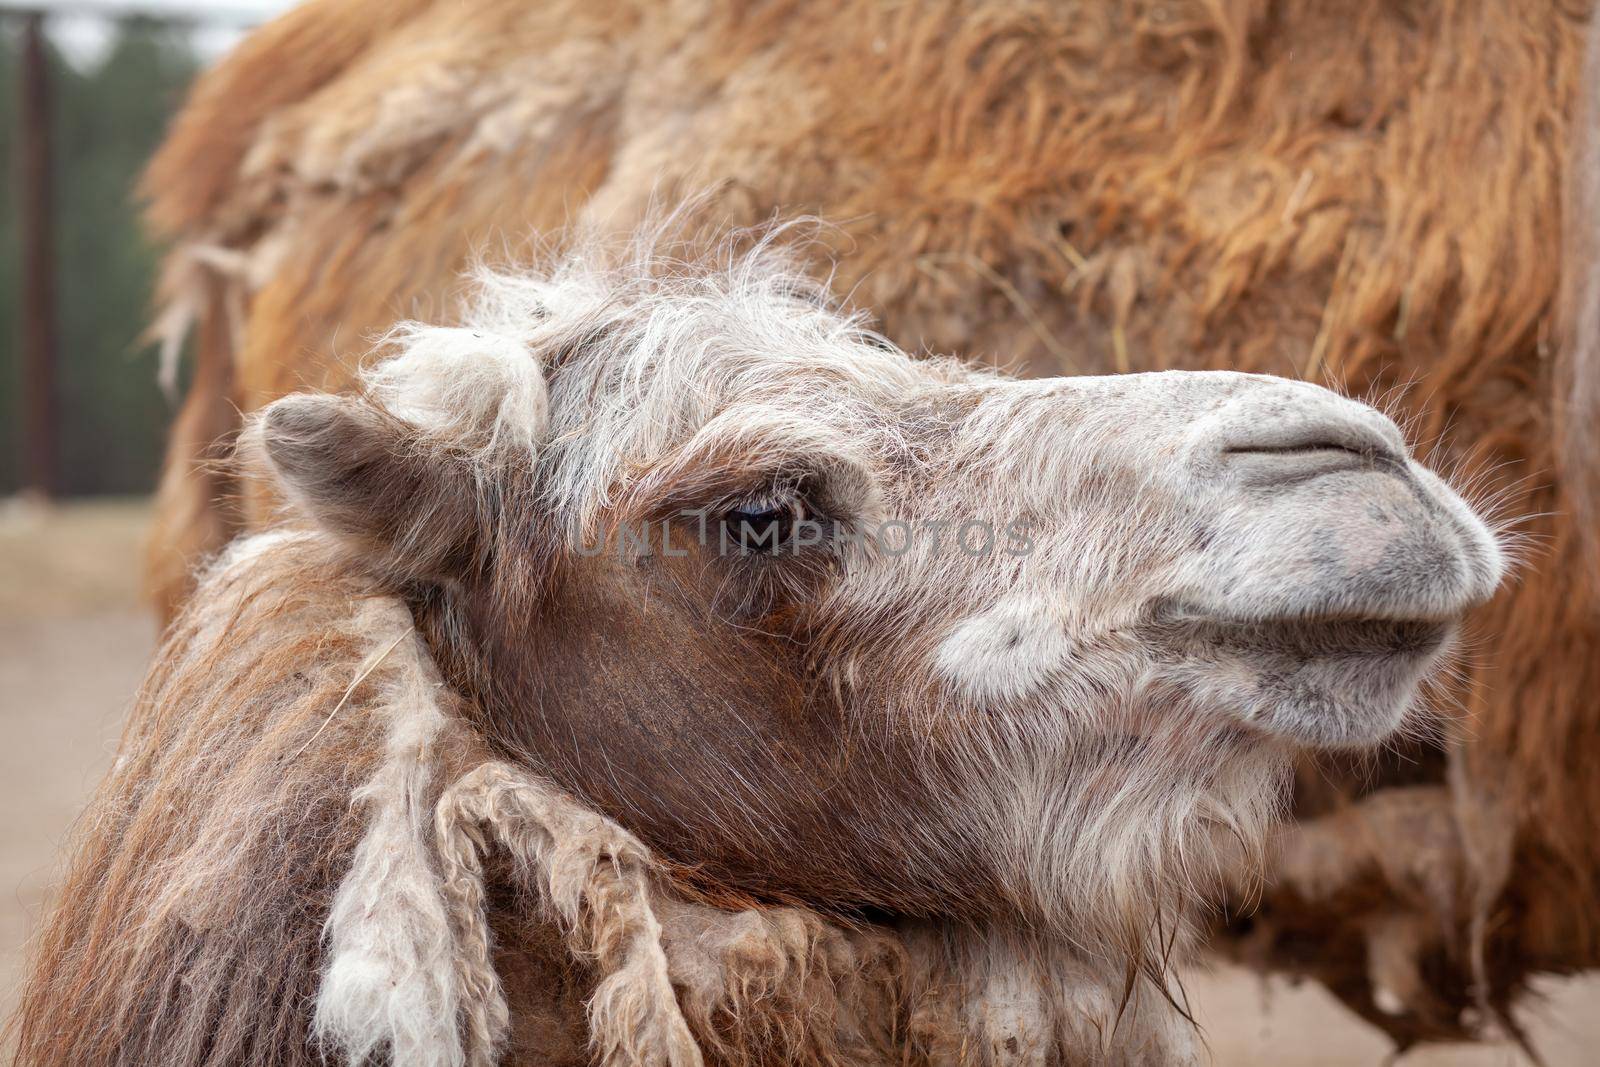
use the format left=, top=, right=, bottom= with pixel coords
left=17, top=10, right=58, bottom=498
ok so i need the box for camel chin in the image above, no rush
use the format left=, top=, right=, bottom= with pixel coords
left=1151, top=609, right=1457, bottom=747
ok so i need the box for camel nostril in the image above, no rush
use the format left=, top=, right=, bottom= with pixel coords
left=1220, top=430, right=1401, bottom=488
left=1223, top=441, right=1369, bottom=459
left=1201, top=381, right=1411, bottom=480
left=1221, top=422, right=1404, bottom=462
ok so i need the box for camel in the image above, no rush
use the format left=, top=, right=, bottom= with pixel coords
left=11, top=229, right=1503, bottom=1066
left=128, top=1, right=1600, bottom=1045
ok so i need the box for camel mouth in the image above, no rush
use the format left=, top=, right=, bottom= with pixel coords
left=1148, top=605, right=1456, bottom=748
left=1175, top=610, right=1453, bottom=661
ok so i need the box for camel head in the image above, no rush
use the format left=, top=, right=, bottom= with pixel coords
left=254, top=233, right=1503, bottom=948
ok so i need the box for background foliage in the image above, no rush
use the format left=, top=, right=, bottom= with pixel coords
left=1, top=19, right=198, bottom=495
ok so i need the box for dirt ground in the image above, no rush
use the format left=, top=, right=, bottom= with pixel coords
left=2, top=499, right=1596, bottom=1065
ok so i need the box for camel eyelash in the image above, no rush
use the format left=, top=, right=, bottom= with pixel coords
left=715, top=484, right=839, bottom=557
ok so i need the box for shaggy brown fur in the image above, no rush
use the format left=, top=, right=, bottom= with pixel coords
left=12, top=531, right=1193, bottom=1066
left=10, top=537, right=426, bottom=1065
left=135, top=0, right=1599, bottom=1051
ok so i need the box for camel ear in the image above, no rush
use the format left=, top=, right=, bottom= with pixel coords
left=258, top=394, right=484, bottom=582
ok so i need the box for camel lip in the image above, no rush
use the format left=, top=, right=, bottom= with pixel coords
left=1143, top=603, right=1456, bottom=750
left=1217, top=614, right=1452, bottom=660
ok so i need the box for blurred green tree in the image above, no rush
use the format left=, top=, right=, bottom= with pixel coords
left=1, top=18, right=198, bottom=496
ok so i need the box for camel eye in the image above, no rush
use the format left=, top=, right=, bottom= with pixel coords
left=723, top=495, right=804, bottom=554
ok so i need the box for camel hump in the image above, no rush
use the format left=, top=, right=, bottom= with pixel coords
left=140, top=0, right=434, bottom=237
